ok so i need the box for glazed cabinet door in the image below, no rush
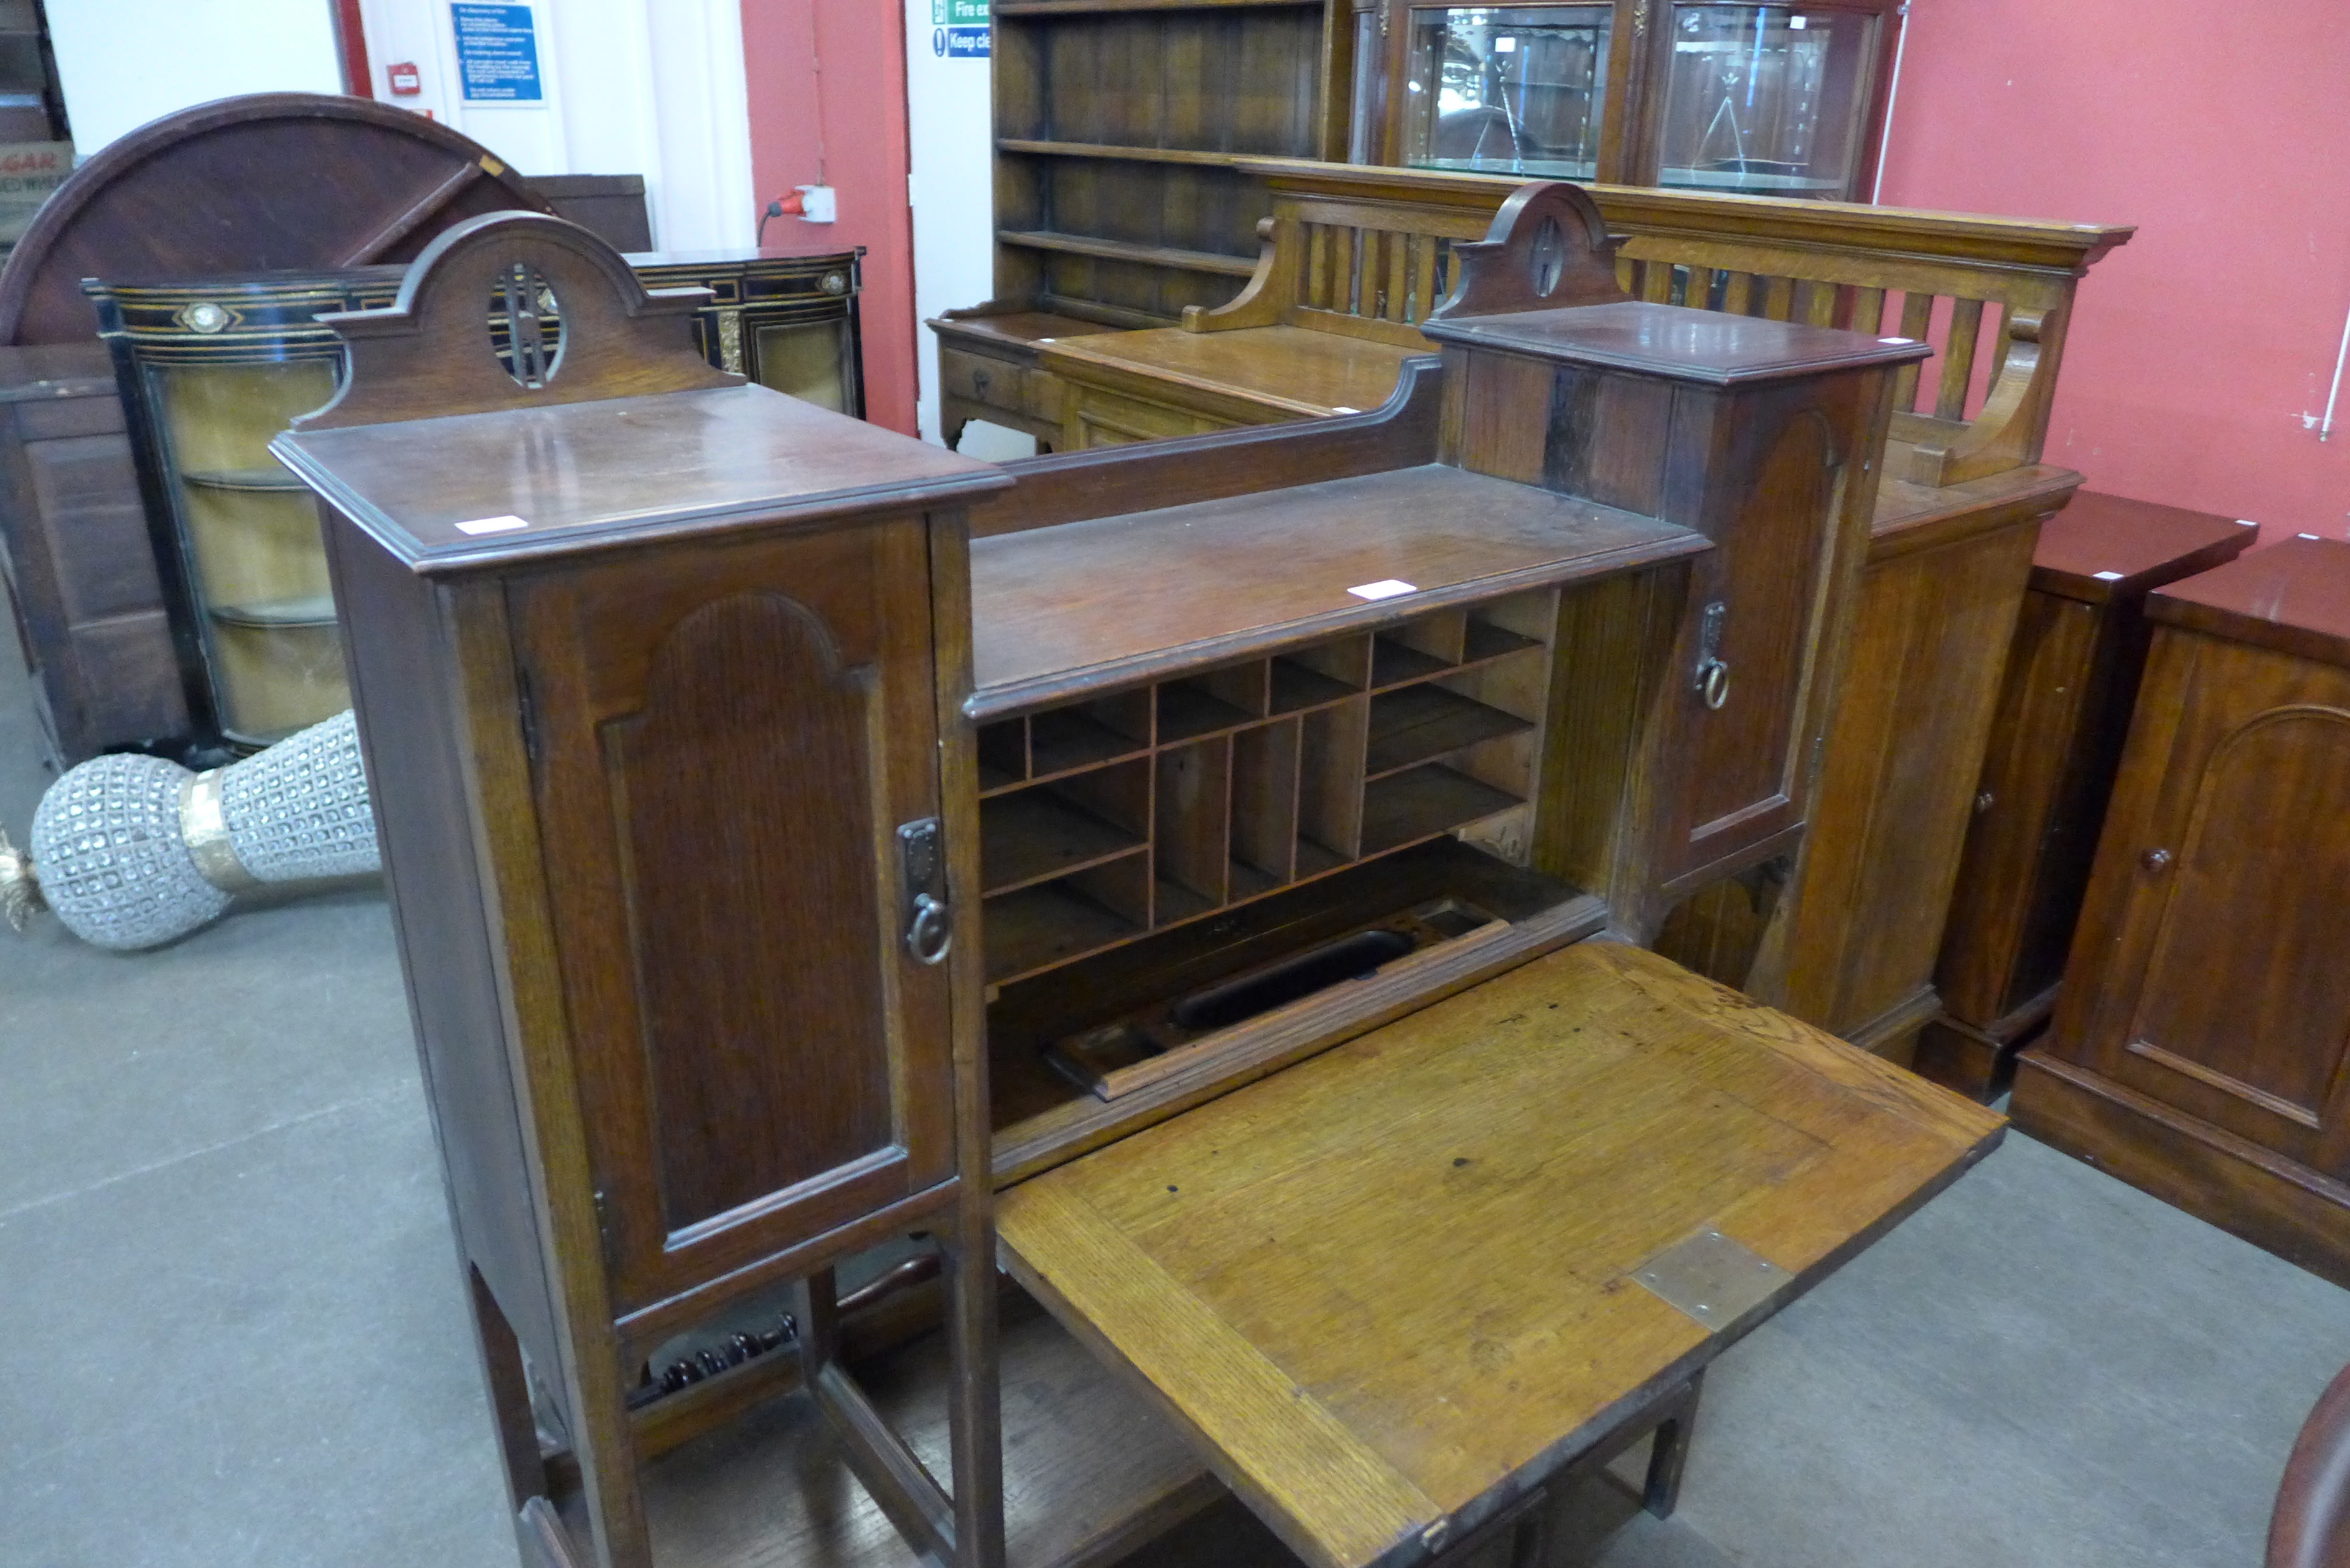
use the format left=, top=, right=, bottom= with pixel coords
left=509, top=515, right=957, bottom=1314
left=2057, top=630, right=2350, bottom=1171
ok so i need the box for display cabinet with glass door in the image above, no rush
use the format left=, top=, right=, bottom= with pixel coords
left=86, top=249, right=869, bottom=763
left=85, top=268, right=405, bottom=759
left=629, top=246, right=867, bottom=416
left=1349, top=0, right=1900, bottom=202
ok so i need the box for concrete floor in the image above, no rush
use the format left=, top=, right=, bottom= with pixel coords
left=3, top=629, right=2346, bottom=1568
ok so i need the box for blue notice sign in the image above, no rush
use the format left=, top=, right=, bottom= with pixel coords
left=933, top=24, right=990, bottom=58
left=453, top=4, right=543, bottom=102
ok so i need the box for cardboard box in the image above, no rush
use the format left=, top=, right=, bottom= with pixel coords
left=0, top=142, right=73, bottom=244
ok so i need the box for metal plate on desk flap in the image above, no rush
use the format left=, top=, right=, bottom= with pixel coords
left=1630, top=1227, right=1789, bottom=1330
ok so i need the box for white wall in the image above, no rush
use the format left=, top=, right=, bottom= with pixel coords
left=49, top=0, right=343, bottom=152
left=51, top=0, right=754, bottom=253
left=903, top=0, right=1028, bottom=454
left=355, top=0, right=756, bottom=252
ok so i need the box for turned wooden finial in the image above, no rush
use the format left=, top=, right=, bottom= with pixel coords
left=293, top=209, right=740, bottom=431
left=1425, top=181, right=1629, bottom=324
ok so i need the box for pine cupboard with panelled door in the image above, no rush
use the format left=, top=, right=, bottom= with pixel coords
left=2016, top=536, right=2350, bottom=1287
left=275, top=203, right=2000, bottom=1568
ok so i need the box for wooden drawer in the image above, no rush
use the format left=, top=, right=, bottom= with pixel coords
left=999, top=940, right=2000, bottom=1568
left=1065, top=384, right=1241, bottom=450
left=940, top=347, right=1034, bottom=414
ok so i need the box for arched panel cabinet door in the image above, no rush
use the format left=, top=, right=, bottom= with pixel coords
left=2031, top=533, right=2350, bottom=1201
left=1646, top=393, right=1853, bottom=887
left=509, top=520, right=956, bottom=1314
left=2065, top=643, right=2350, bottom=1174
left=2111, top=704, right=2350, bottom=1163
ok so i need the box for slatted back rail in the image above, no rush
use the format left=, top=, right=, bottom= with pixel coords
left=1183, top=195, right=1493, bottom=350
left=1187, top=161, right=2131, bottom=489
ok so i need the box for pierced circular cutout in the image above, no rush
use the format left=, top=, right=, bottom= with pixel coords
left=1528, top=215, right=1565, bottom=298
left=488, top=261, right=564, bottom=389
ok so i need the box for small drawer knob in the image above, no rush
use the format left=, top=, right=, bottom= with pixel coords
left=1974, top=790, right=1995, bottom=814
left=2140, top=847, right=2174, bottom=874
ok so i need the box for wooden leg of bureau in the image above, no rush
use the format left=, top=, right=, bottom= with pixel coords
left=2013, top=1047, right=2350, bottom=1289
left=1637, top=1371, right=1703, bottom=1519
left=469, top=1266, right=556, bottom=1518
left=943, top=1213, right=1008, bottom=1568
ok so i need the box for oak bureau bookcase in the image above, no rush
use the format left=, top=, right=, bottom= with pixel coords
left=277, top=205, right=1995, bottom=1568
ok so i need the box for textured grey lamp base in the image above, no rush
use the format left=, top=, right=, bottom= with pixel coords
left=11, top=710, right=378, bottom=951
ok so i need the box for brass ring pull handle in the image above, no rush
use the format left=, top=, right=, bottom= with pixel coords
left=906, top=892, right=953, bottom=964
left=1698, top=660, right=1730, bottom=711
left=1692, top=600, right=1730, bottom=711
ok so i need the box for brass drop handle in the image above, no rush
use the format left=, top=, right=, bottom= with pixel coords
left=899, top=817, right=952, bottom=964
left=1693, top=600, right=1730, bottom=711
left=2140, top=847, right=2174, bottom=874
left=906, top=894, right=953, bottom=964
left=972, top=367, right=991, bottom=398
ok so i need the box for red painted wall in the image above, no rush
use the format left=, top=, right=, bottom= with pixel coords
left=740, top=0, right=918, bottom=434
left=1877, top=1, right=2350, bottom=541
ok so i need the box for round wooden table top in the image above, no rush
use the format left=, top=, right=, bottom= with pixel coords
left=0, top=91, right=551, bottom=345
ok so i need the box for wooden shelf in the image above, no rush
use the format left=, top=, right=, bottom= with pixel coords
left=635, top=1300, right=1219, bottom=1568
left=208, top=594, right=339, bottom=628
left=983, top=787, right=1148, bottom=894
left=1294, top=837, right=1347, bottom=879
left=1364, top=684, right=1532, bottom=778
left=1370, top=635, right=1452, bottom=689
left=1154, top=879, right=1217, bottom=928
left=1464, top=621, right=1543, bottom=665
left=1360, top=764, right=1522, bottom=856
left=986, top=867, right=1149, bottom=984
left=1228, top=857, right=1283, bottom=902
left=996, top=139, right=1253, bottom=169
left=1031, top=706, right=1148, bottom=777
left=997, top=230, right=1259, bottom=280
left=181, top=465, right=309, bottom=493
left=1269, top=656, right=1357, bottom=713
left=1157, top=683, right=1257, bottom=742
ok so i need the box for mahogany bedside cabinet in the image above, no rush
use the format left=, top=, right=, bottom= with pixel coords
left=1922, top=493, right=2257, bottom=1096
left=2016, top=536, right=2350, bottom=1286
left=279, top=201, right=1997, bottom=1568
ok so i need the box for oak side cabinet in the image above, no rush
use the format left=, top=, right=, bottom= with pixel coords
left=1921, top=493, right=2256, bottom=1096
left=273, top=213, right=1013, bottom=1568
left=2015, top=534, right=2350, bottom=1286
